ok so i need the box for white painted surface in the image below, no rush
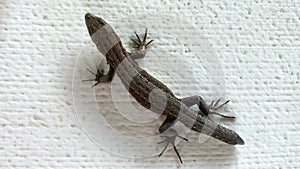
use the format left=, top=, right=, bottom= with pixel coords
left=0, top=0, right=299, bottom=168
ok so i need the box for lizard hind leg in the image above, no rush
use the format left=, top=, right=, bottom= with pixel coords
left=181, top=95, right=235, bottom=119
left=208, top=99, right=235, bottom=118
left=159, top=115, right=177, bottom=134
left=157, top=128, right=188, bottom=164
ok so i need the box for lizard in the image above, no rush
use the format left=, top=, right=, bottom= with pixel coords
left=84, top=13, right=244, bottom=163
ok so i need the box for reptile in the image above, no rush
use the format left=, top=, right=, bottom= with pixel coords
left=84, top=13, right=244, bottom=163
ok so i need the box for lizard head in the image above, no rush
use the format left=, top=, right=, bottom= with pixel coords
left=85, top=13, right=107, bottom=36
left=85, top=13, right=121, bottom=55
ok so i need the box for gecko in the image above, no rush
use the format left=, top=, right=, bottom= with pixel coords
left=84, top=13, right=244, bottom=163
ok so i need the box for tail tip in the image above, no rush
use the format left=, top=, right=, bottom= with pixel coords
left=236, top=137, right=245, bottom=145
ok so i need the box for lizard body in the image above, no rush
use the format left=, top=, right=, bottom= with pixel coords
left=84, top=13, right=244, bottom=161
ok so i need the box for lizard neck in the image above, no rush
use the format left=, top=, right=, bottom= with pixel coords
left=105, top=42, right=128, bottom=70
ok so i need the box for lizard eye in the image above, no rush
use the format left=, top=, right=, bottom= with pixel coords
left=97, top=18, right=106, bottom=26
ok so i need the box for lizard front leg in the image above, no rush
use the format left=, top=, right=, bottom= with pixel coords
left=128, top=29, right=154, bottom=60
left=82, top=64, right=115, bottom=87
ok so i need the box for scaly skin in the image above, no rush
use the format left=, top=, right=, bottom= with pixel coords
left=84, top=13, right=244, bottom=146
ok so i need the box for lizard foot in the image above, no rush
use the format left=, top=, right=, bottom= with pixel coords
left=130, top=29, right=154, bottom=51
left=157, top=128, right=188, bottom=164
left=82, top=66, right=114, bottom=87
left=208, top=99, right=235, bottom=119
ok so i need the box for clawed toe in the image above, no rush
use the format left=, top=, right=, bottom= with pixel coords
left=209, top=111, right=236, bottom=119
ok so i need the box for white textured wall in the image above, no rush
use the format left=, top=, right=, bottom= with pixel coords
left=0, top=0, right=299, bottom=168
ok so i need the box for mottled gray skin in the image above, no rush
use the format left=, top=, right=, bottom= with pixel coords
left=84, top=13, right=244, bottom=145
